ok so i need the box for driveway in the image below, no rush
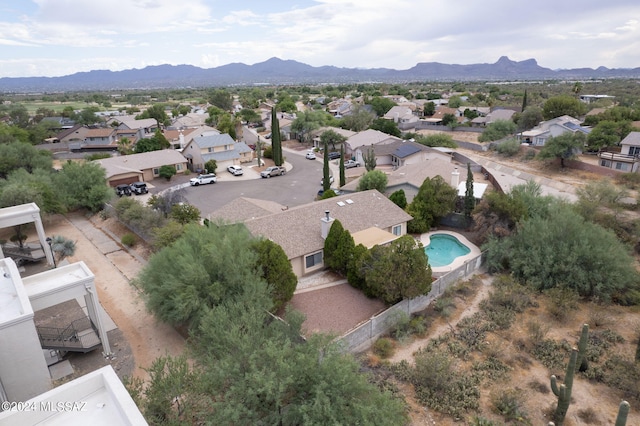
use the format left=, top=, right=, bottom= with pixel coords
left=151, top=146, right=342, bottom=216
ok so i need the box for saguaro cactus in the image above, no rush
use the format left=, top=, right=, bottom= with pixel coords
left=615, top=400, right=630, bottom=426
left=551, top=348, right=578, bottom=426
left=576, top=323, right=589, bottom=372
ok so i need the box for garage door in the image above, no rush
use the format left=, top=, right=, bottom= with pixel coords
left=109, top=177, right=140, bottom=187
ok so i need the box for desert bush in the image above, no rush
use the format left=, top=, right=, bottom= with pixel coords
left=411, top=349, right=481, bottom=417
left=522, top=148, right=536, bottom=161
left=456, top=314, right=490, bottom=350
left=495, top=138, right=521, bottom=156
left=545, top=287, right=580, bottom=321
left=373, top=337, right=395, bottom=359
left=588, top=307, right=614, bottom=328
left=531, top=339, right=572, bottom=370
left=472, top=356, right=511, bottom=381
left=434, top=295, right=456, bottom=317
left=526, top=320, right=550, bottom=343
left=616, top=172, right=640, bottom=190
left=577, top=407, right=599, bottom=424
left=490, top=388, right=530, bottom=424
left=469, top=416, right=498, bottom=426
left=599, top=355, right=640, bottom=403
left=527, top=378, right=549, bottom=394
left=121, top=233, right=136, bottom=247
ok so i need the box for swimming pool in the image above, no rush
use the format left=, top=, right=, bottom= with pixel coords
left=424, top=233, right=471, bottom=267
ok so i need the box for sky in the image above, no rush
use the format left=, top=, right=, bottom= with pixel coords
left=1, top=0, right=640, bottom=78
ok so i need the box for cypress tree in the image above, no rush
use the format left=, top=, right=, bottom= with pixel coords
left=464, top=162, right=475, bottom=218
left=339, top=145, right=346, bottom=187
left=271, top=107, right=283, bottom=166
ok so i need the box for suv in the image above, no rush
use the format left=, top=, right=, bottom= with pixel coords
left=327, top=151, right=341, bottom=160
left=190, top=173, right=217, bottom=186
left=115, top=184, right=132, bottom=197
left=129, top=181, right=148, bottom=195
left=305, top=151, right=317, bottom=160
left=227, top=165, right=243, bottom=176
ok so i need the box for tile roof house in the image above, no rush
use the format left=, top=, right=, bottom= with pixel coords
left=598, top=131, right=640, bottom=172
left=209, top=190, right=413, bottom=277
left=94, top=149, right=188, bottom=186
left=341, top=157, right=460, bottom=202
left=383, top=106, right=419, bottom=130
left=182, top=133, right=252, bottom=172
left=354, top=139, right=449, bottom=170
left=108, top=115, right=159, bottom=136
left=520, top=115, right=591, bottom=146
left=345, top=129, right=402, bottom=157
left=470, top=108, right=515, bottom=127
left=310, top=126, right=357, bottom=149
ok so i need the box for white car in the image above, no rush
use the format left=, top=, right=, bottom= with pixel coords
left=305, top=151, right=317, bottom=160
left=190, top=173, right=217, bottom=186
left=227, top=165, right=243, bottom=176
left=321, top=175, right=334, bottom=185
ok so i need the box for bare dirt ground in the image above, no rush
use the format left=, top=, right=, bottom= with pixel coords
left=18, top=212, right=186, bottom=385
left=370, top=275, right=640, bottom=425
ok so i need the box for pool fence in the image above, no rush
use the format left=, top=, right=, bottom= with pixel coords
left=337, top=250, right=487, bottom=354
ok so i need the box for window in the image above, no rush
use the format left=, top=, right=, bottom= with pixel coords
left=208, top=147, right=213, bottom=153
left=153, top=168, right=160, bottom=176
left=176, top=164, right=183, bottom=171
left=615, top=162, right=629, bottom=171
left=629, top=146, right=640, bottom=156
left=600, top=160, right=611, bottom=168
left=305, top=251, right=323, bottom=269
left=392, top=225, right=402, bottom=236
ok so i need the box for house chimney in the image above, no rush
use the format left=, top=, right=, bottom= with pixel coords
left=451, top=167, right=460, bottom=188
left=321, top=210, right=334, bottom=240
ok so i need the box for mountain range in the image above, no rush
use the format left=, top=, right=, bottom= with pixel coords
left=1, top=56, right=639, bottom=93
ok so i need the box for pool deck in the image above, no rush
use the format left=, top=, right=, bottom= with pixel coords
left=419, top=230, right=481, bottom=276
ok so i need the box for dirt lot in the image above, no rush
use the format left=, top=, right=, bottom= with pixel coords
left=14, top=212, right=186, bottom=385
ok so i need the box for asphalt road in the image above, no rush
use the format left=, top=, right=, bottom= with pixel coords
left=181, top=148, right=339, bottom=217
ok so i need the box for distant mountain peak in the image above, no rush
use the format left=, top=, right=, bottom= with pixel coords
left=1, top=57, right=639, bottom=92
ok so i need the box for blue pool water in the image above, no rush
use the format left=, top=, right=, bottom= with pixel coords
left=424, top=234, right=471, bottom=267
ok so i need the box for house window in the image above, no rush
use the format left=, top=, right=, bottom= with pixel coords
left=305, top=251, right=323, bottom=269
left=629, top=146, right=640, bottom=156
left=600, top=160, right=611, bottom=168
left=208, top=147, right=213, bottom=153
left=615, top=162, right=629, bottom=171
left=392, top=225, right=402, bottom=236
left=176, top=164, right=183, bottom=171
left=153, top=168, right=160, bottom=176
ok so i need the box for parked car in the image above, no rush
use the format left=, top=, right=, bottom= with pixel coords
left=317, top=188, right=342, bottom=197
left=261, top=166, right=286, bottom=178
left=190, top=173, right=217, bottom=186
left=327, top=151, right=341, bottom=160
left=344, top=160, right=360, bottom=169
left=320, top=175, right=334, bottom=185
left=227, top=165, right=244, bottom=176
left=305, top=151, right=317, bottom=160
left=129, top=181, right=148, bottom=195
left=115, top=184, right=132, bottom=197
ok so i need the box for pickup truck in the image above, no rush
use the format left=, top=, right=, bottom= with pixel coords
left=260, top=166, right=286, bottom=178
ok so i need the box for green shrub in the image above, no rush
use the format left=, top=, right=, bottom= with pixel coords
left=373, top=337, right=394, bottom=358
left=263, top=146, right=273, bottom=159
left=616, top=172, right=640, bottom=190
left=121, top=233, right=136, bottom=247
left=495, top=138, right=521, bottom=156
left=490, top=388, right=530, bottom=424
left=545, top=287, right=579, bottom=321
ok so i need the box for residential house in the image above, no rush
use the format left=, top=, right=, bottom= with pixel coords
left=95, top=149, right=188, bottom=186
left=326, top=98, right=353, bottom=117
left=429, top=106, right=464, bottom=125
left=56, top=124, right=88, bottom=144
left=520, top=115, right=590, bottom=146
left=182, top=133, right=252, bottom=173
left=383, top=106, right=419, bottom=130
left=209, top=190, right=413, bottom=277
left=108, top=115, right=159, bottom=136
left=310, top=126, right=357, bottom=150
left=354, top=139, right=449, bottom=170
left=598, top=131, right=640, bottom=172
left=163, top=126, right=219, bottom=150
left=471, top=108, right=515, bottom=127
left=345, top=129, right=402, bottom=158
left=83, top=128, right=117, bottom=146
left=341, top=156, right=460, bottom=202
left=171, top=112, right=209, bottom=129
